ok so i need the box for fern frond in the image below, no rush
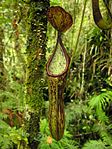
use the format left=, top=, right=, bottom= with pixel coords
left=92, top=121, right=112, bottom=146
left=89, top=90, right=112, bottom=122
left=82, top=140, right=106, bottom=149
left=89, top=91, right=112, bottom=109
left=99, top=126, right=112, bottom=146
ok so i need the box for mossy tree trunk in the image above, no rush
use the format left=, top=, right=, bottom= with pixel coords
left=0, top=28, right=7, bottom=93
left=25, top=0, right=49, bottom=149
left=0, top=28, right=7, bottom=112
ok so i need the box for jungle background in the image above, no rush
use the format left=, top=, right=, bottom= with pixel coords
left=0, top=0, right=112, bottom=148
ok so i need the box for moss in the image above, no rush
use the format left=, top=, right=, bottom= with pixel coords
left=26, top=0, right=49, bottom=109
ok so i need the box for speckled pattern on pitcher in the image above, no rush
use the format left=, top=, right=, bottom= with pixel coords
left=48, top=74, right=66, bottom=141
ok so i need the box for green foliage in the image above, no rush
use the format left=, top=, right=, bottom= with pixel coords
left=9, top=127, right=29, bottom=148
left=0, top=81, right=25, bottom=111
left=92, top=122, right=112, bottom=147
left=65, top=89, right=112, bottom=147
left=82, top=140, right=106, bottom=149
left=92, top=92, right=112, bottom=147
left=0, top=120, right=13, bottom=149
left=38, top=119, right=78, bottom=149
left=50, top=0, right=61, bottom=5
left=1, top=0, right=112, bottom=148
left=89, top=90, right=112, bottom=123
left=0, top=119, right=28, bottom=149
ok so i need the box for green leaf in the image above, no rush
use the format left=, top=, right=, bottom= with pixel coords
left=89, top=91, right=112, bottom=122
left=82, top=140, right=106, bottom=149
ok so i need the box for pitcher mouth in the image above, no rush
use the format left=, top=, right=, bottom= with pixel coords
left=46, top=33, right=70, bottom=77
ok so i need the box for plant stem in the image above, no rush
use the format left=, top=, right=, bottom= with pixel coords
left=80, top=37, right=87, bottom=96
left=70, top=0, right=88, bottom=68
